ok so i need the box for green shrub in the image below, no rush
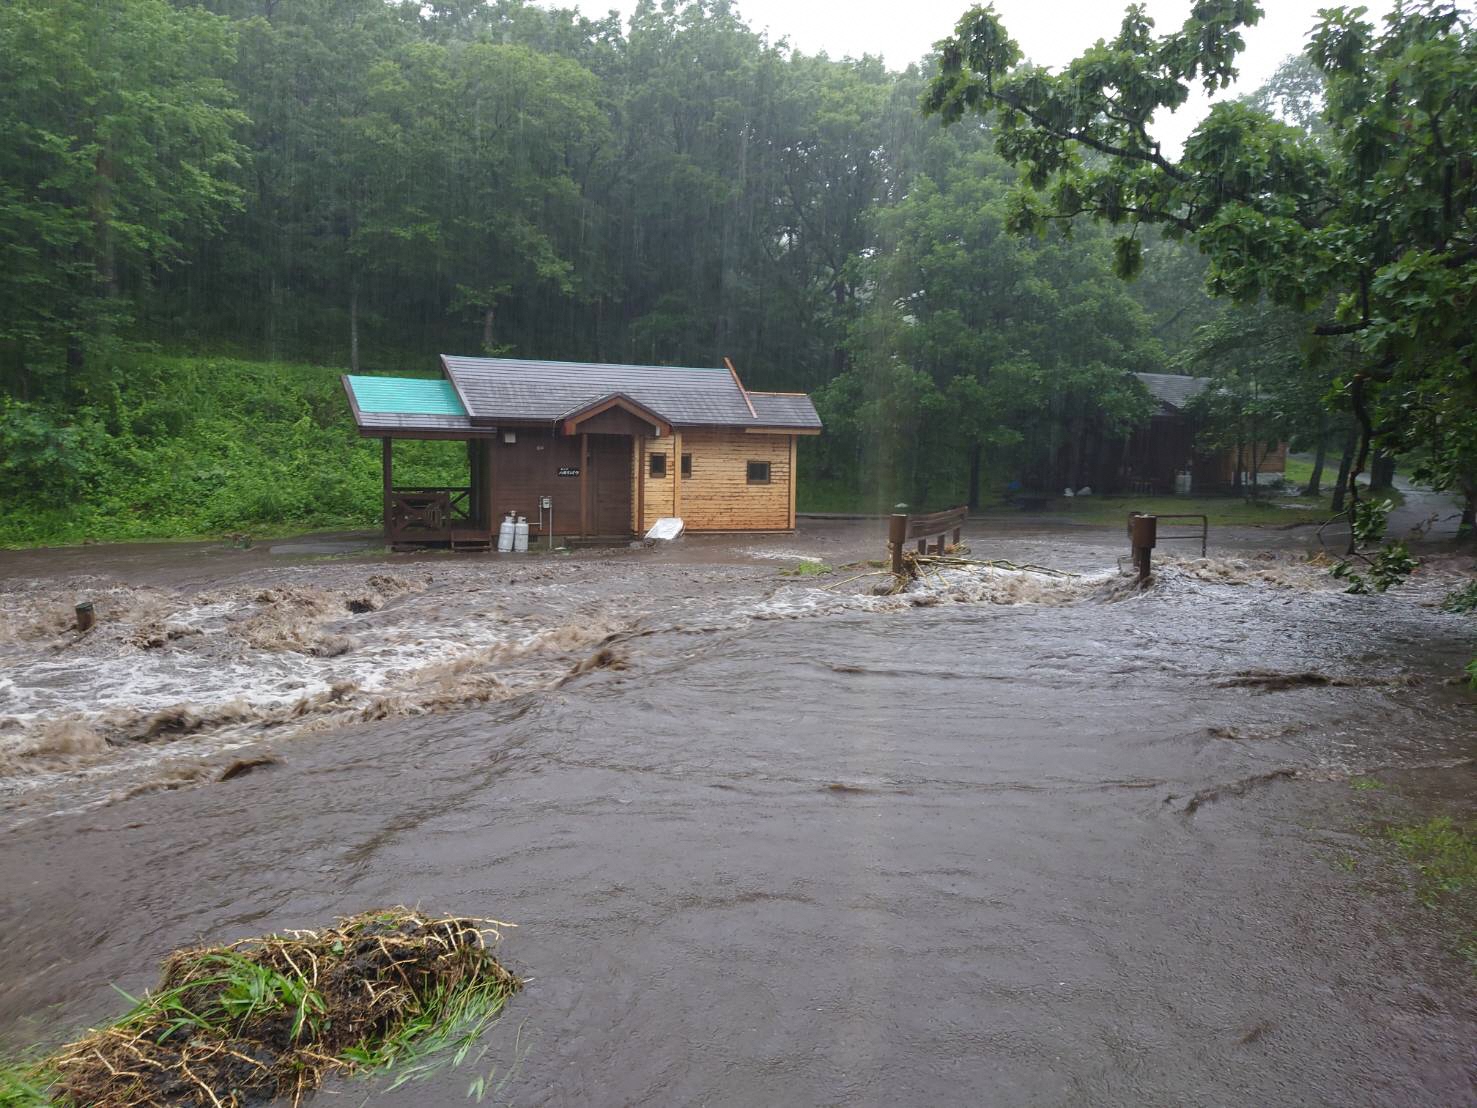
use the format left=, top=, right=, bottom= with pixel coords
left=0, top=355, right=465, bottom=546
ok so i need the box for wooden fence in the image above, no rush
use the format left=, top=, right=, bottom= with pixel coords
left=888, top=505, right=968, bottom=574
left=1125, top=512, right=1208, bottom=558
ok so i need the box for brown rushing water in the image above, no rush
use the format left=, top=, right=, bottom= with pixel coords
left=2, top=520, right=1474, bottom=1106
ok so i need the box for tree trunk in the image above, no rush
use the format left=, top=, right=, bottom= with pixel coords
left=482, top=305, right=495, bottom=352
left=349, top=281, right=360, bottom=373
left=1459, top=484, right=1475, bottom=541
left=967, top=441, right=982, bottom=510
left=1370, top=450, right=1396, bottom=492
left=1330, top=430, right=1356, bottom=514
left=1303, top=422, right=1327, bottom=497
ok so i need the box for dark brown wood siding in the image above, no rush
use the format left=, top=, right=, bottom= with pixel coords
left=587, top=434, right=634, bottom=535
left=490, top=430, right=581, bottom=531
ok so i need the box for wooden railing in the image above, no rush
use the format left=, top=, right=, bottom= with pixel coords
left=1125, top=512, right=1208, bottom=557
left=389, top=486, right=472, bottom=540
left=888, top=505, right=968, bottom=573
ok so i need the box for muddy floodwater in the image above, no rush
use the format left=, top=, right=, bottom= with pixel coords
left=2, top=519, right=1474, bottom=1106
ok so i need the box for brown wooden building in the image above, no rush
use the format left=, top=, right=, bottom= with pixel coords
left=1118, top=372, right=1287, bottom=494
left=343, top=357, right=822, bottom=548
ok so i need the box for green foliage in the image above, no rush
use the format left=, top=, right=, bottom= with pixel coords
left=819, top=143, right=1160, bottom=502
left=0, top=1060, right=55, bottom=1107
left=8, top=0, right=1469, bottom=533
left=0, top=400, right=100, bottom=503
left=0, top=356, right=464, bottom=547
left=926, top=0, right=1477, bottom=516
left=1444, top=581, right=1477, bottom=614
left=0, top=0, right=245, bottom=393
left=1330, top=499, right=1419, bottom=593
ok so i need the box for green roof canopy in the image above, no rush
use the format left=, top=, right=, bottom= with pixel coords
left=346, top=375, right=466, bottom=416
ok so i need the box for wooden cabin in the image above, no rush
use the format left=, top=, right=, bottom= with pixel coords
left=1118, top=372, right=1287, bottom=494
left=343, top=356, right=822, bottom=548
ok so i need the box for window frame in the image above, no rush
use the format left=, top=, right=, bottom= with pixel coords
left=649, top=452, right=667, bottom=478
left=746, top=459, right=771, bottom=485
left=681, top=453, right=692, bottom=478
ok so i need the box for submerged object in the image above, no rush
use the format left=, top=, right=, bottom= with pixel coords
left=645, top=517, right=685, bottom=542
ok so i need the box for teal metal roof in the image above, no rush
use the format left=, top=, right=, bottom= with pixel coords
left=346, top=375, right=466, bottom=416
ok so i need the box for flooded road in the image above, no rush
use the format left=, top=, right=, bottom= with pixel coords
left=2, top=521, right=1474, bottom=1105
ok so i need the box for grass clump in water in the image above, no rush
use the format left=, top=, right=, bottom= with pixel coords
left=1389, top=817, right=1477, bottom=907
left=780, top=560, right=833, bottom=578
left=0, top=907, right=520, bottom=1107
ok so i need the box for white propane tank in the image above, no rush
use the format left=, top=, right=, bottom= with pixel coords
left=514, top=516, right=529, bottom=553
left=497, top=513, right=515, bottom=553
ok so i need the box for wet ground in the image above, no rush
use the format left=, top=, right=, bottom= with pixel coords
left=2, top=517, right=1474, bottom=1106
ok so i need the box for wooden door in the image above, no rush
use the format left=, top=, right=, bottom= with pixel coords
left=586, top=434, right=633, bottom=536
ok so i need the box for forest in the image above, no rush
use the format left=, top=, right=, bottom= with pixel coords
left=0, top=0, right=1473, bottom=546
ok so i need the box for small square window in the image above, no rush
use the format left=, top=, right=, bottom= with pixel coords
left=746, top=460, right=771, bottom=484
left=649, top=453, right=667, bottom=478
left=681, top=453, right=692, bottom=478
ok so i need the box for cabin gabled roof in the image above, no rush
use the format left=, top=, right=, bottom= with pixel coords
left=441, top=355, right=822, bottom=430
left=1133, top=372, right=1211, bottom=412
left=559, top=391, right=673, bottom=437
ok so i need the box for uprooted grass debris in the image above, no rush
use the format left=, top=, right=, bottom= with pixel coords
left=0, top=907, right=520, bottom=1107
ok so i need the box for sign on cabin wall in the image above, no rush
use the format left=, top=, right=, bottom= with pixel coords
left=557, top=467, right=581, bottom=478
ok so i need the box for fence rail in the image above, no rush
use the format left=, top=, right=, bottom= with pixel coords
left=889, top=505, right=968, bottom=574
left=1126, top=512, right=1208, bottom=557
left=389, top=486, right=473, bottom=542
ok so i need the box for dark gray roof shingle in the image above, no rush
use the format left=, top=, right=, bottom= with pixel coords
left=441, top=356, right=821, bottom=430
left=748, top=392, right=822, bottom=429
left=1134, top=372, right=1211, bottom=411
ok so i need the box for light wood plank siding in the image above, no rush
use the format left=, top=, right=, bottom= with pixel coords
left=639, top=428, right=793, bottom=531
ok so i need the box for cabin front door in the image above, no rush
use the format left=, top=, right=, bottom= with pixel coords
left=585, top=434, right=634, bottom=536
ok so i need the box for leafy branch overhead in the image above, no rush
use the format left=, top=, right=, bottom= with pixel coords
left=925, top=1, right=1477, bottom=519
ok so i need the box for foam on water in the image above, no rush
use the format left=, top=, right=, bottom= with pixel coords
left=1, top=548, right=1463, bottom=821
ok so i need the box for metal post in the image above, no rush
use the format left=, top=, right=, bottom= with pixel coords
left=888, top=513, right=908, bottom=575
left=1129, top=513, right=1157, bottom=583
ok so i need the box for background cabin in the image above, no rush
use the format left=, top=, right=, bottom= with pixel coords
left=344, top=357, right=822, bottom=548
left=1118, top=372, right=1287, bottom=494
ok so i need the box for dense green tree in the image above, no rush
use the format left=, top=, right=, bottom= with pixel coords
left=821, top=146, right=1157, bottom=505
left=925, top=0, right=1477, bottom=533
left=2, top=0, right=1218, bottom=534
left=0, top=0, right=246, bottom=398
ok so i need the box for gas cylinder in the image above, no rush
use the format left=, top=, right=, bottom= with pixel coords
left=497, top=513, right=515, bottom=553
left=513, top=516, right=529, bottom=553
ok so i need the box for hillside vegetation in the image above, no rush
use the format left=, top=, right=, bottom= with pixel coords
left=0, top=356, right=464, bottom=546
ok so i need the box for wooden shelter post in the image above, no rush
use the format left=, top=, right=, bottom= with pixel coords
left=788, top=435, right=797, bottom=530
left=474, top=439, right=494, bottom=529
left=381, top=437, right=393, bottom=541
